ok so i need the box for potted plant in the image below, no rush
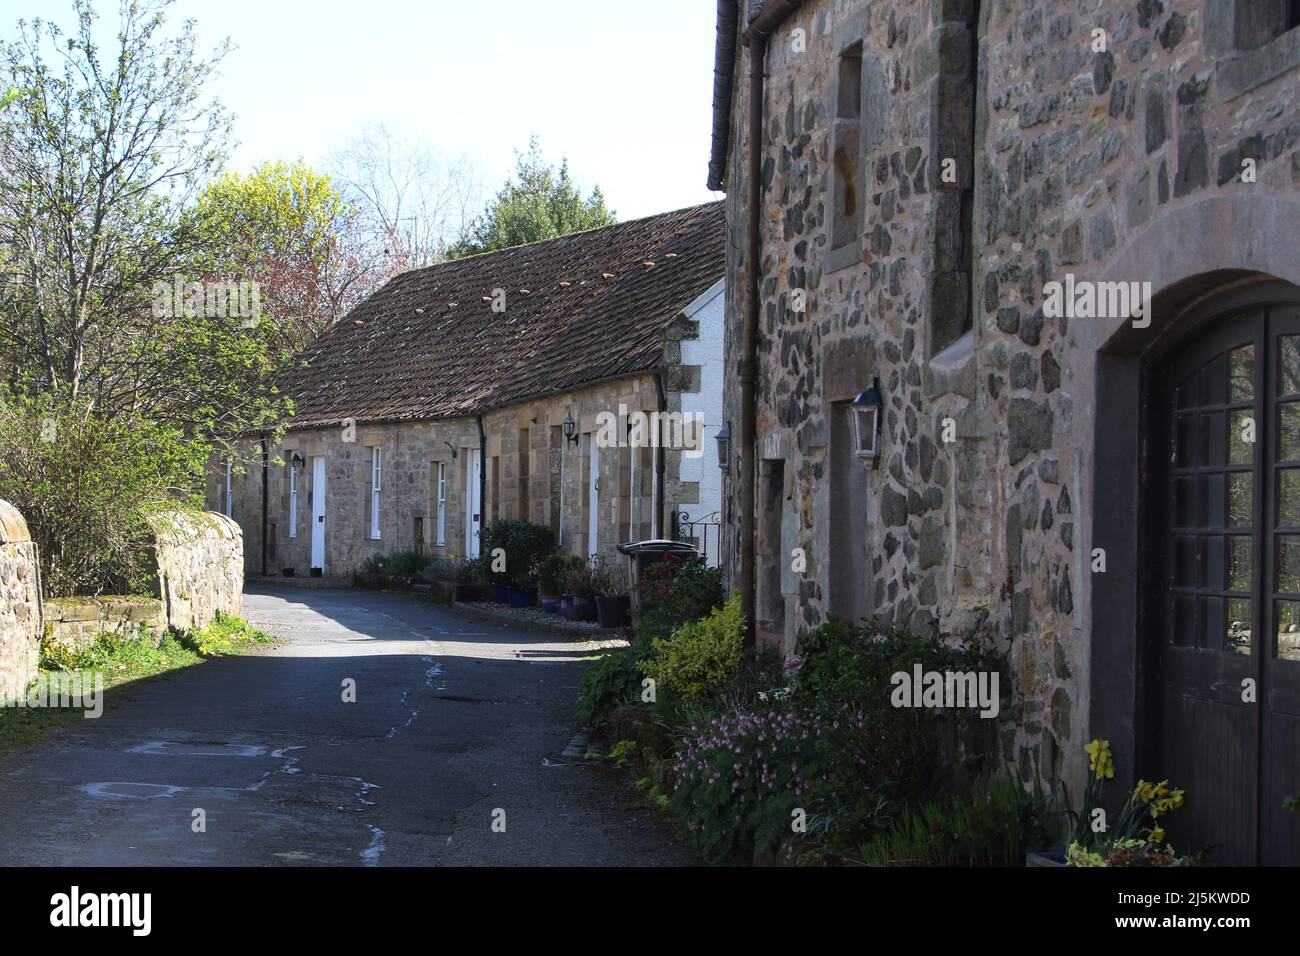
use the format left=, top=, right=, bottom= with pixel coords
left=538, top=554, right=568, bottom=614
left=591, top=561, right=630, bottom=628
left=567, top=561, right=599, bottom=622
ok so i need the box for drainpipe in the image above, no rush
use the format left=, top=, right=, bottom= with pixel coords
left=477, top=414, right=487, bottom=532
left=260, top=435, right=269, bottom=577
left=738, top=33, right=765, bottom=648
left=654, top=372, right=667, bottom=539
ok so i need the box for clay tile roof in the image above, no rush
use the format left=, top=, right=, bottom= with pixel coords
left=282, top=201, right=725, bottom=430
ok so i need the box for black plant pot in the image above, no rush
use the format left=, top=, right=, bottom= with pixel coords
left=596, top=595, right=630, bottom=628
left=282, top=567, right=295, bottom=577
left=572, top=594, right=597, bottom=622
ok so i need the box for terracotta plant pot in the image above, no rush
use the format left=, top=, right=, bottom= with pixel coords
left=540, top=594, right=561, bottom=614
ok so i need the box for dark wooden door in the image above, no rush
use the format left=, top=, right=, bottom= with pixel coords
left=1155, top=304, right=1300, bottom=865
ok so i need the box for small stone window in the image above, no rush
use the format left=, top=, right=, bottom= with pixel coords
left=1235, top=0, right=1300, bottom=50
left=829, top=42, right=864, bottom=260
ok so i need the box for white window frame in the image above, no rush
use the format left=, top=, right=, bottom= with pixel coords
left=436, top=462, right=447, bottom=546
left=288, top=458, right=298, bottom=538
left=370, top=446, right=382, bottom=540
left=224, top=461, right=233, bottom=518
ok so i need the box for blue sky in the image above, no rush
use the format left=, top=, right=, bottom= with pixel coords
left=0, top=0, right=723, bottom=221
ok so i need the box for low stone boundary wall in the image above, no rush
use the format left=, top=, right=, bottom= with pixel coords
left=43, top=595, right=165, bottom=651
left=148, top=511, right=243, bottom=632
left=0, top=505, right=243, bottom=689
left=0, top=500, right=41, bottom=702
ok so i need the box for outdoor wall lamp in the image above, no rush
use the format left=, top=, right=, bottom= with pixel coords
left=290, top=452, right=306, bottom=469
left=443, top=441, right=458, bottom=459
left=715, top=422, right=731, bottom=472
left=850, top=379, right=883, bottom=467
left=562, top=413, right=579, bottom=445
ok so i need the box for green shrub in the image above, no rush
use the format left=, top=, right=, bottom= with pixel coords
left=0, top=392, right=209, bottom=596
left=479, top=519, right=555, bottom=586
left=790, top=614, right=1005, bottom=856
left=854, top=773, right=1028, bottom=867
left=577, top=646, right=648, bottom=730
left=538, top=554, right=571, bottom=594
left=360, top=549, right=431, bottom=576
left=637, top=553, right=724, bottom=642
left=640, top=596, right=744, bottom=702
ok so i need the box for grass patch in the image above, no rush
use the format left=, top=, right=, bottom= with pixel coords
left=0, top=613, right=275, bottom=758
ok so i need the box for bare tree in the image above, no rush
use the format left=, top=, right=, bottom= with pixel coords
left=327, top=124, right=482, bottom=276
left=0, top=0, right=233, bottom=408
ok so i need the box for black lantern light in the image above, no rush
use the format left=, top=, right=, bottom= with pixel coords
left=715, top=422, right=731, bottom=472
left=290, top=451, right=306, bottom=469
left=850, top=379, right=883, bottom=466
left=562, top=413, right=579, bottom=445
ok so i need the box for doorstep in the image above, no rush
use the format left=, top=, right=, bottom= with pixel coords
left=246, top=575, right=353, bottom=589
left=452, top=601, right=626, bottom=639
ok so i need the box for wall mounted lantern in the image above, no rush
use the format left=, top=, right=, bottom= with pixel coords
left=290, top=452, right=306, bottom=469
left=850, top=379, right=883, bottom=467
left=715, top=422, right=731, bottom=472
left=562, top=413, right=579, bottom=446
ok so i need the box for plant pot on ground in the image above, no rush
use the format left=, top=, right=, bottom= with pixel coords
left=282, top=567, right=295, bottom=577
left=507, top=585, right=536, bottom=608
left=588, top=560, right=627, bottom=626
left=596, top=595, right=629, bottom=628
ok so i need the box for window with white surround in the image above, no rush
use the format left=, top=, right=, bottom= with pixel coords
left=436, top=462, right=447, bottom=546
left=370, top=446, right=382, bottom=540
left=288, top=458, right=298, bottom=538
left=224, top=461, right=233, bottom=518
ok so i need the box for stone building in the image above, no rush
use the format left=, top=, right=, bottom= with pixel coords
left=209, top=202, right=725, bottom=582
left=709, top=0, right=1300, bottom=862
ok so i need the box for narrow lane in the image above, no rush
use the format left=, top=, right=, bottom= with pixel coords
left=0, top=587, right=694, bottom=866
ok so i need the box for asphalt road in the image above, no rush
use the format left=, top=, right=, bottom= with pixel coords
left=0, top=587, right=695, bottom=866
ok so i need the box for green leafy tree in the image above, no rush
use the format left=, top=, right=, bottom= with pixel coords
left=448, top=136, right=616, bottom=258
left=192, top=159, right=374, bottom=353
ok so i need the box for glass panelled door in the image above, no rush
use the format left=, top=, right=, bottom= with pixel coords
left=1157, top=305, right=1300, bottom=865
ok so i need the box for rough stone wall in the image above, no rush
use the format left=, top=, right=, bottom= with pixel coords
left=214, top=366, right=713, bottom=576
left=719, top=0, right=1300, bottom=788
left=0, top=500, right=41, bottom=702
left=44, top=596, right=164, bottom=651
left=147, top=511, right=244, bottom=632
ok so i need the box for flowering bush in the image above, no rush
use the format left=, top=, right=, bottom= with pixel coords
left=671, top=708, right=824, bottom=863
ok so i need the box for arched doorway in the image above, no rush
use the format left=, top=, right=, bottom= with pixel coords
left=1147, top=285, right=1300, bottom=864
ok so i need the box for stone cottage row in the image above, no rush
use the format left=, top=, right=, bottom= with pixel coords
left=214, top=202, right=728, bottom=579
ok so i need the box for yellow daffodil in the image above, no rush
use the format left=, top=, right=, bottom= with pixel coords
left=1084, top=739, right=1114, bottom=779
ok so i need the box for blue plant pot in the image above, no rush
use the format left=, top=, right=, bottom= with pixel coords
left=491, top=584, right=510, bottom=603
left=540, top=595, right=561, bottom=614
left=506, top=586, right=535, bottom=608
